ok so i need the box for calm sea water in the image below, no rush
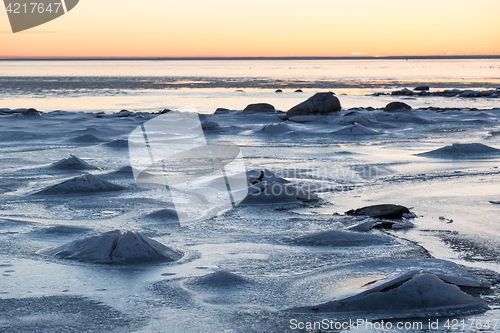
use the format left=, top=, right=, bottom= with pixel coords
left=0, top=59, right=499, bottom=113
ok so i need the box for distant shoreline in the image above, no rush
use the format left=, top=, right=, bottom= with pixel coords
left=1, top=55, right=500, bottom=61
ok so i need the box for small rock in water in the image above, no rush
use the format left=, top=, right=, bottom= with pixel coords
left=345, top=204, right=412, bottom=219
left=294, top=89, right=303, bottom=93
left=391, top=88, right=414, bottom=96
left=21, top=108, right=41, bottom=116
left=214, top=107, right=230, bottom=114
left=243, top=103, right=275, bottom=113
left=275, top=89, right=283, bottom=93
left=414, top=85, right=430, bottom=91
left=384, top=101, right=412, bottom=112
left=201, top=121, right=220, bottom=130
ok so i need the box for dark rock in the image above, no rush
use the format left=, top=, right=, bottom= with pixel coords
left=294, top=89, right=303, bottom=93
left=243, top=103, right=275, bottom=113
left=366, top=107, right=375, bottom=111
left=345, top=204, right=411, bottom=219
left=116, top=110, right=133, bottom=117
left=460, top=90, right=479, bottom=98
left=391, top=88, right=413, bottom=96
left=442, top=89, right=462, bottom=97
left=384, top=101, right=412, bottom=112
left=286, top=92, right=341, bottom=117
left=275, top=89, right=283, bottom=93
left=159, top=109, right=171, bottom=114
left=414, top=85, right=430, bottom=91
left=21, top=108, right=41, bottom=116
left=201, top=121, right=220, bottom=130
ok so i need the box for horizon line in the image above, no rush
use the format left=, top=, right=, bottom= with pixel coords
left=1, top=55, right=500, bottom=61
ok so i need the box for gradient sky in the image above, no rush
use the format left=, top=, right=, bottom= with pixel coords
left=1, top=0, right=499, bottom=58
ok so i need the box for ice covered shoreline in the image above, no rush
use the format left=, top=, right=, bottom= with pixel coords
left=1, top=96, right=500, bottom=332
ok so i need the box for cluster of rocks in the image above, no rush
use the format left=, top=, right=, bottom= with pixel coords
left=240, top=92, right=342, bottom=118
left=0, top=107, right=41, bottom=116
left=275, top=89, right=303, bottom=93
left=373, top=86, right=500, bottom=98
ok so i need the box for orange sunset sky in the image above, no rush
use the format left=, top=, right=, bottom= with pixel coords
left=1, top=0, right=499, bottom=58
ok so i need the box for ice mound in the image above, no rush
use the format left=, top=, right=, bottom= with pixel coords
left=290, top=273, right=487, bottom=315
left=331, top=123, right=381, bottom=135
left=347, top=218, right=414, bottom=231
left=338, top=111, right=377, bottom=125
left=286, top=258, right=491, bottom=311
left=104, top=139, right=129, bottom=148
left=243, top=169, right=318, bottom=203
left=244, top=182, right=299, bottom=203
left=47, top=155, right=99, bottom=170
left=34, top=173, right=126, bottom=195
left=71, top=134, right=105, bottom=143
left=256, top=123, right=294, bottom=135
left=417, top=143, right=500, bottom=159
left=144, top=208, right=179, bottom=222
left=39, top=225, right=91, bottom=235
left=247, top=169, right=288, bottom=185
left=288, top=115, right=326, bottom=123
left=290, top=230, right=394, bottom=247
left=201, top=121, right=220, bottom=130
left=188, top=271, right=250, bottom=288
left=43, top=230, right=183, bottom=264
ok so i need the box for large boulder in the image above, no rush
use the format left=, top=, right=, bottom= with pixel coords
left=286, top=92, right=341, bottom=117
left=384, top=101, right=412, bottom=112
left=243, top=103, right=275, bottom=113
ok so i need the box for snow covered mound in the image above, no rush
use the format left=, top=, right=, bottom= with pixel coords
left=243, top=169, right=318, bottom=203
left=290, top=230, right=394, bottom=247
left=48, top=155, right=99, bottom=170
left=290, top=273, right=487, bottom=315
left=104, top=139, right=129, bottom=148
left=188, top=271, right=250, bottom=288
left=71, top=134, right=105, bottom=143
left=144, top=208, right=179, bottom=222
left=39, top=225, right=91, bottom=235
left=201, top=121, right=220, bottom=130
left=338, top=111, right=378, bottom=125
left=34, top=173, right=125, bottom=195
left=417, top=143, right=500, bottom=159
left=347, top=218, right=414, bottom=231
left=43, top=230, right=183, bottom=264
left=256, top=123, right=294, bottom=135
left=332, top=123, right=381, bottom=135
